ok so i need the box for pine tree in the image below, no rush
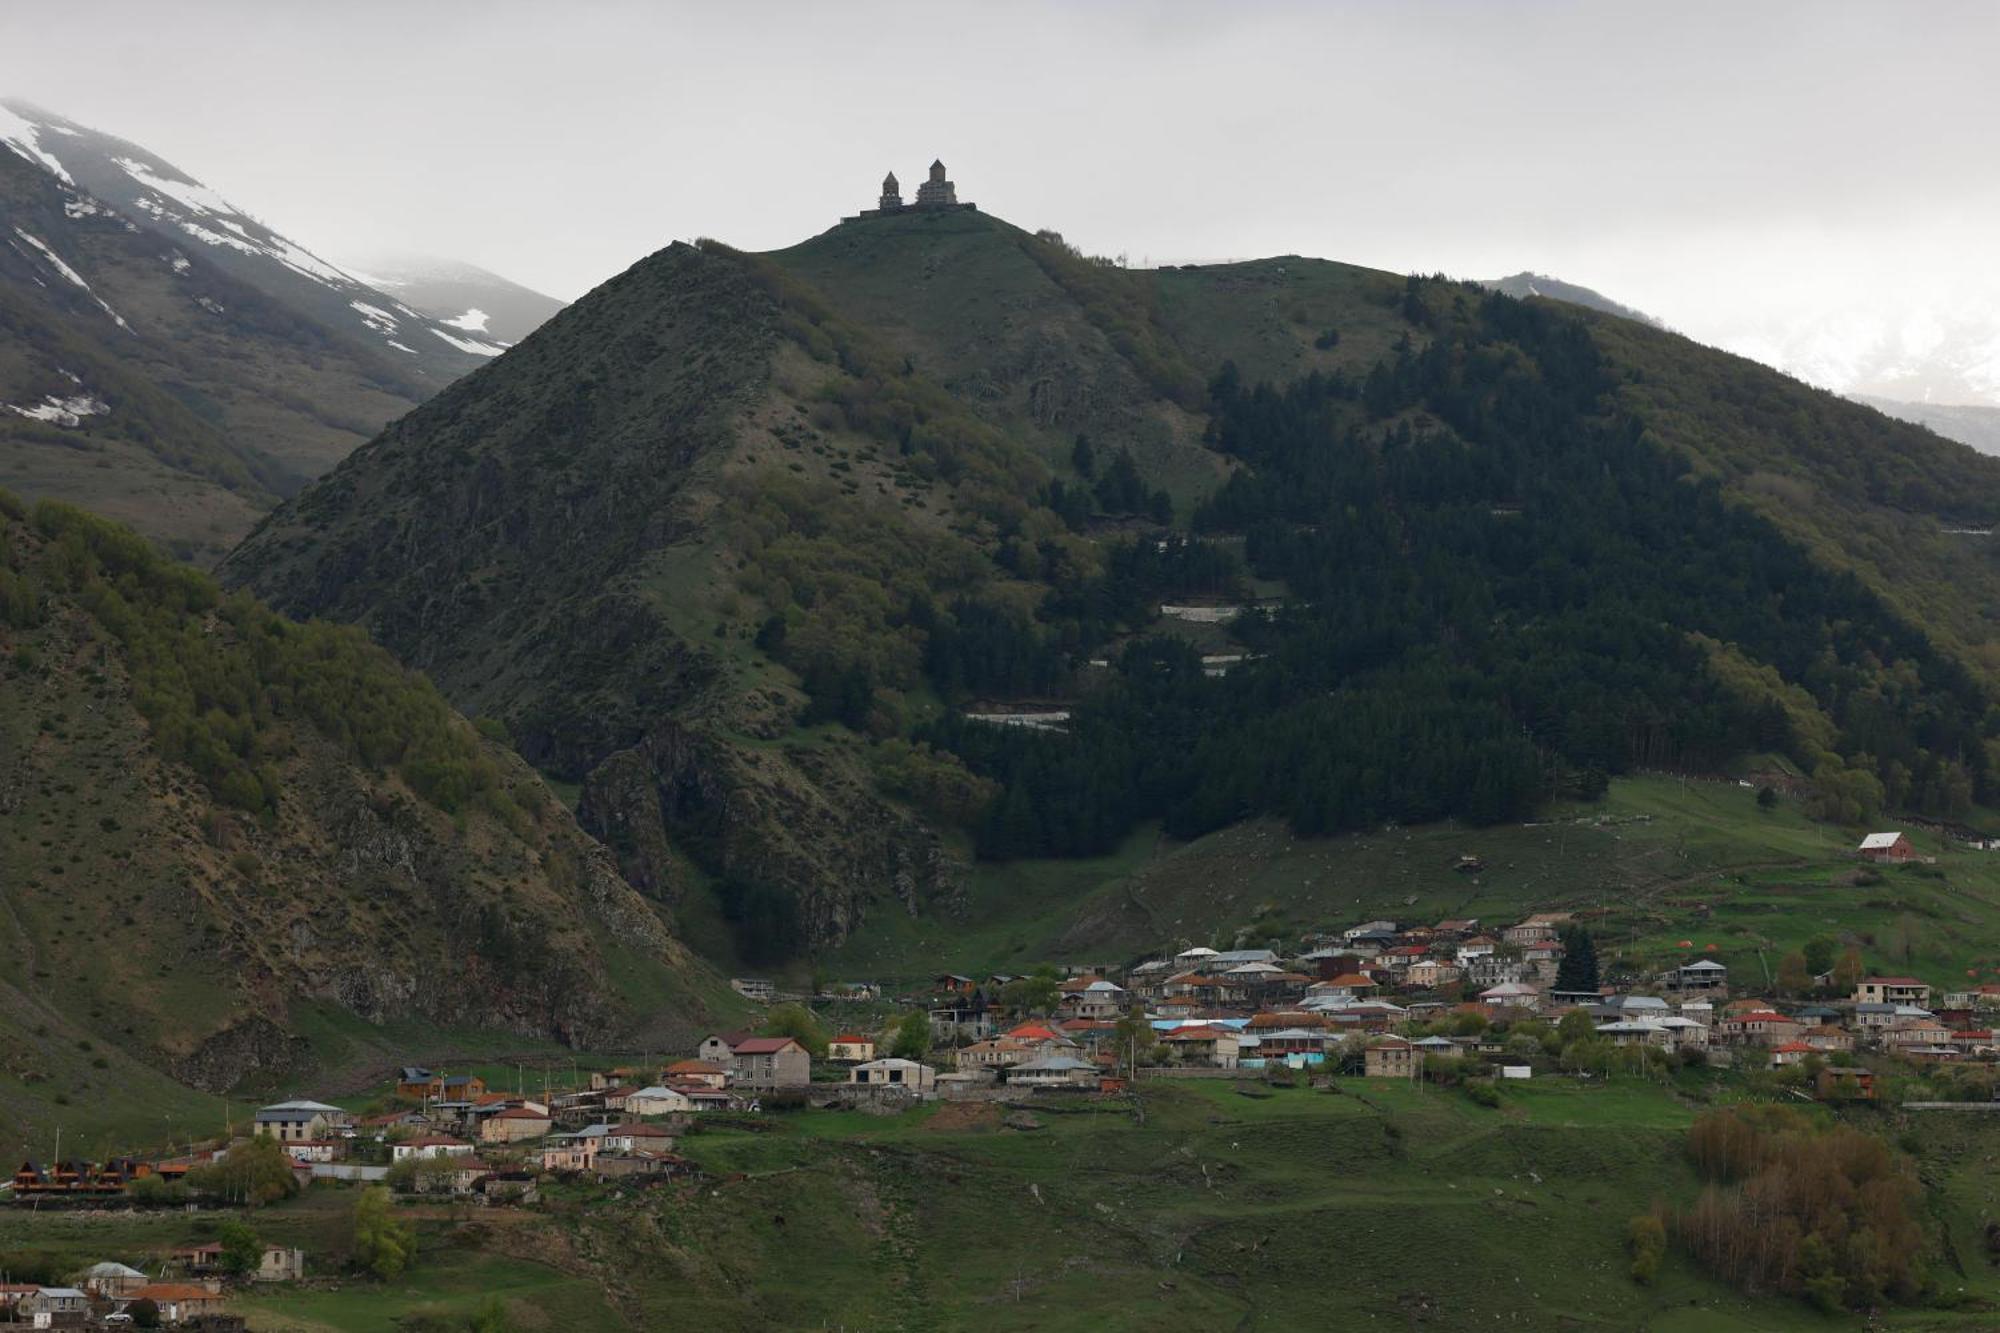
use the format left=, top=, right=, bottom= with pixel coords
left=1555, top=927, right=1600, bottom=992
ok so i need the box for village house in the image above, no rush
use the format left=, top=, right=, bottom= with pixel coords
left=1157, top=1024, right=1242, bottom=1068
left=125, top=1282, right=227, bottom=1323
left=1309, top=972, right=1379, bottom=1003
left=1714, top=1010, right=1804, bottom=1047
left=599, top=1123, right=676, bottom=1154
left=23, top=1287, right=88, bottom=1327
left=1854, top=976, right=1933, bottom=1007
left=252, top=1099, right=348, bottom=1143
left=928, top=993, right=995, bottom=1041
left=827, top=1033, right=877, bottom=1063
left=727, top=1036, right=811, bottom=1089
left=280, top=1139, right=342, bottom=1164
left=1769, top=1041, right=1815, bottom=1068
left=1455, top=936, right=1499, bottom=965
left=1343, top=922, right=1398, bottom=943
left=1434, top=918, right=1480, bottom=937
left=258, top=1246, right=306, bottom=1282
left=622, top=1085, right=695, bottom=1116
left=1467, top=955, right=1530, bottom=987
left=1364, top=1037, right=1415, bottom=1078
left=1673, top=959, right=1729, bottom=990
left=78, top=1262, right=147, bottom=1300
left=1953, top=1029, right=1998, bottom=1057
left=1478, top=981, right=1541, bottom=1012
left=391, top=1134, right=474, bottom=1162
left=1857, top=831, right=1918, bottom=863
left=1801, top=1026, right=1855, bottom=1054
left=169, top=1242, right=224, bottom=1275
left=1818, top=1066, right=1877, bottom=1100
left=1853, top=1002, right=1900, bottom=1030
left=697, top=1031, right=753, bottom=1064
left=1061, top=979, right=1130, bottom=1020
left=1253, top=1027, right=1331, bottom=1061
left=479, top=1106, right=553, bottom=1144
left=1006, top=1055, right=1099, bottom=1088
left=542, top=1130, right=603, bottom=1173
left=958, top=1037, right=1044, bottom=1069
left=851, top=1058, right=938, bottom=1091
left=1405, top=959, right=1463, bottom=989
left=1503, top=919, right=1559, bottom=947
left=1881, top=1017, right=1954, bottom=1052
left=395, top=1067, right=436, bottom=1098
left=663, top=1059, right=730, bottom=1089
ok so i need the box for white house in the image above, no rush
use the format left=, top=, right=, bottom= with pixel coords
left=851, top=1058, right=937, bottom=1091
left=622, top=1086, right=693, bottom=1116
left=391, top=1134, right=474, bottom=1161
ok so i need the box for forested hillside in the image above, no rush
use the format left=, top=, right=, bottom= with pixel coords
left=224, top=205, right=2000, bottom=966
left=0, top=487, right=720, bottom=1140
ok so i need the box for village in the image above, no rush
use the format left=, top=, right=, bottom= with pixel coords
left=0, top=828, right=1991, bottom=1327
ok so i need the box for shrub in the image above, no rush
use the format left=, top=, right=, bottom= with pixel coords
left=1627, top=1213, right=1666, bottom=1284
left=351, top=1186, right=416, bottom=1279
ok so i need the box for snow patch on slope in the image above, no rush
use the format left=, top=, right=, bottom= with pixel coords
left=11, top=229, right=130, bottom=330
left=7, top=394, right=108, bottom=426
left=0, top=103, right=73, bottom=183
left=430, top=328, right=506, bottom=357
left=442, top=307, right=491, bottom=333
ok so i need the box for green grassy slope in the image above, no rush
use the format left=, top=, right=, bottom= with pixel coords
left=527, top=1078, right=2000, bottom=1330
left=828, top=773, right=2000, bottom=994
left=8, top=1077, right=1995, bottom=1331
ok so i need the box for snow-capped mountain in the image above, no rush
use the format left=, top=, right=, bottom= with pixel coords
left=0, top=99, right=504, bottom=387
left=1707, top=308, right=2000, bottom=411
left=345, top=252, right=565, bottom=347
left=0, top=121, right=439, bottom=562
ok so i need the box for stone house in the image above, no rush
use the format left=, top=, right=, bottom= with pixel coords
left=257, top=1246, right=306, bottom=1282
left=479, top=1107, right=553, bottom=1144
left=1364, top=1038, right=1414, bottom=1078
left=727, top=1037, right=811, bottom=1089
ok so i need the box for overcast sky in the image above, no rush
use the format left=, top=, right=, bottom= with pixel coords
left=7, top=0, right=1999, bottom=392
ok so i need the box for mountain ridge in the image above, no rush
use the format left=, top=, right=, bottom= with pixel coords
left=223, top=201, right=2000, bottom=967
left=0, top=98, right=499, bottom=385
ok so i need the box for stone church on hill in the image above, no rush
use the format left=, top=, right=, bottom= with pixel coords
left=852, top=160, right=976, bottom=219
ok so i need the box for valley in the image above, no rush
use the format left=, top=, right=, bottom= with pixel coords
left=3, top=92, right=2000, bottom=1331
